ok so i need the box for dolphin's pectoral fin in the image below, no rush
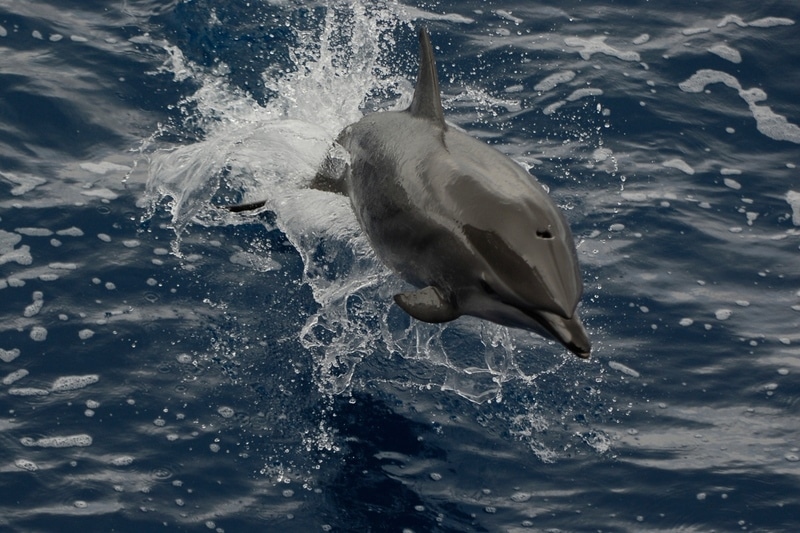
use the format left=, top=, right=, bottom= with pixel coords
left=310, top=143, right=350, bottom=195
left=310, top=171, right=346, bottom=195
left=394, top=286, right=460, bottom=323
left=225, top=200, right=268, bottom=213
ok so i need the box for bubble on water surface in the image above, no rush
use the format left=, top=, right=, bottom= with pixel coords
left=80, top=161, right=132, bottom=175
left=97, top=233, right=112, bottom=242
left=15, top=227, right=53, bottom=237
left=564, top=36, right=640, bottom=61
left=51, top=374, right=100, bottom=391
left=20, top=434, right=93, bottom=448
left=566, top=88, right=604, bottom=102
left=9, top=387, right=49, bottom=396
left=0, top=348, right=21, bottom=363
left=81, top=188, right=119, bottom=201
left=715, top=309, right=732, bottom=320
left=682, top=27, right=710, bottom=36
left=609, top=361, right=640, bottom=378
left=662, top=158, right=695, bottom=175
left=534, top=71, right=576, bottom=92
left=679, top=70, right=800, bottom=144
left=78, top=329, right=95, bottom=340
left=1, top=171, right=47, bottom=196
left=708, top=44, right=741, bottom=63
left=786, top=191, right=800, bottom=226
left=724, top=178, right=742, bottom=190
left=111, top=456, right=134, bottom=466
left=3, top=369, right=29, bottom=385
left=56, top=227, right=84, bottom=237
left=217, top=406, right=235, bottom=418
left=748, top=17, right=795, bottom=28
left=29, top=326, right=47, bottom=341
left=15, top=459, right=39, bottom=471
left=0, top=230, right=32, bottom=266
left=23, top=295, right=44, bottom=317
left=49, top=262, right=77, bottom=270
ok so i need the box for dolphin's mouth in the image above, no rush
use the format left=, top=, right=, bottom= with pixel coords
left=528, top=308, right=591, bottom=359
left=462, top=286, right=591, bottom=358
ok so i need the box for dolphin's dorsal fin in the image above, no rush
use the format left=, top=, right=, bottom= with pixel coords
left=408, top=28, right=447, bottom=130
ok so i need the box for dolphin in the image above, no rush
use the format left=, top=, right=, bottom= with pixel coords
left=318, top=28, right=591, bottom=358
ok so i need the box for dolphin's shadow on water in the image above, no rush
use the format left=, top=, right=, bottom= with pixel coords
left=323, top=392, right=484, bottom=533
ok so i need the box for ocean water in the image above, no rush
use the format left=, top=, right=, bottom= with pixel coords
left=1, top=0, right=799, bottom=531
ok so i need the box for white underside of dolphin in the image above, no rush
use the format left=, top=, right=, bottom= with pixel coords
left=315, top=28, right=592, bottom=358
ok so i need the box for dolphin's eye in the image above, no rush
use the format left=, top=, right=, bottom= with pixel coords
left=536, top=228, right=554, bottom=239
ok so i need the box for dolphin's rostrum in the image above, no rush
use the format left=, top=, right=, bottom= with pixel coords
left=322, top=28, right=591, bottom=358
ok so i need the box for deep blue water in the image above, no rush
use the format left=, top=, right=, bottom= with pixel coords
left=2, top=1, right=800, bottom=531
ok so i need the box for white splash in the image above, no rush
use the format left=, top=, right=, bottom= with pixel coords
left=143, top=3, right=575, bottom=403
